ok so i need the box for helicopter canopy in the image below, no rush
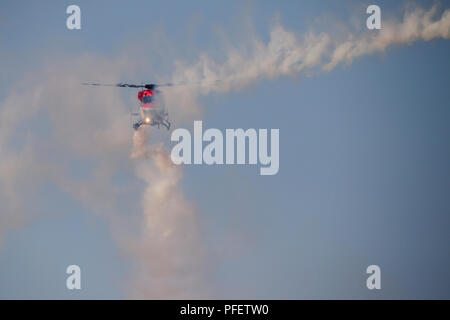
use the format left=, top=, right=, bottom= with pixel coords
left=137, top=89, right=153, bottom=102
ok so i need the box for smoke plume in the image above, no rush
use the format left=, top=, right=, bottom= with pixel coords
left=168, top=4, right=450, bottom=97
left=127, top=127, right=209, bottom=298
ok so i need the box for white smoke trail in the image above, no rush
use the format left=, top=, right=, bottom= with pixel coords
left=127, top=127, right=209, bottom=299
left=168, top=4, right=450, bottom=99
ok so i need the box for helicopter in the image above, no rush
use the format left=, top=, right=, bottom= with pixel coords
left=82, top=82, right=173, bottom=130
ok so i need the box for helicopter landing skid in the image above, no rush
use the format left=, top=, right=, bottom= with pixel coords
left=133, top=120, right=171, bottom=131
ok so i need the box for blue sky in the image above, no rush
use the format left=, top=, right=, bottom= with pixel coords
left=0, top=0, right=450, bottom=299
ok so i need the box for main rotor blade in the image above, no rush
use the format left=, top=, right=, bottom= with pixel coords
left=81, top=82, right=146, bottom=88
left=117, top=83, right=147, bottom=88
left=81, top=80, right=220, bottom=89
left=81, top=82, right=168, bottom=89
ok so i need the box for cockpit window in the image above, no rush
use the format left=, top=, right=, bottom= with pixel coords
left=143, top=96, right=153, bottom=104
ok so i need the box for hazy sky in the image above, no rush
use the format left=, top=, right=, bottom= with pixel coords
left=0, top=0, right=450, bottom=299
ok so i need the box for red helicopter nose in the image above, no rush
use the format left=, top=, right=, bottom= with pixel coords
left=138, top=89, right=153, bottom=102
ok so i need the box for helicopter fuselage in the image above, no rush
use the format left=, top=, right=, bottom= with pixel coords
left=133, top=89, right=171, bottom=130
